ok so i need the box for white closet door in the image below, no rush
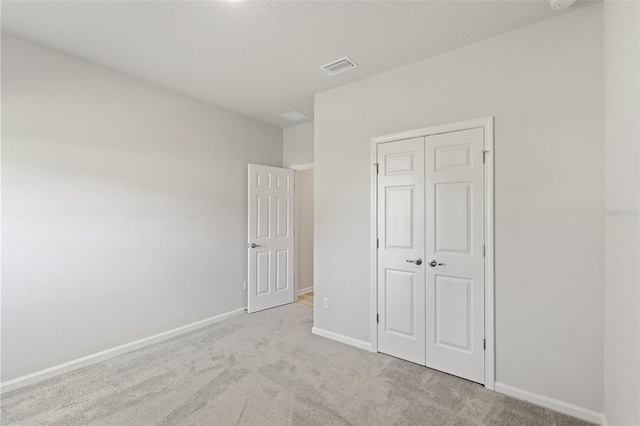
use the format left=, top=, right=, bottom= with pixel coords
left=424, top=128, right=485, bottom=383
left=376, top=137, right=426, bottom=365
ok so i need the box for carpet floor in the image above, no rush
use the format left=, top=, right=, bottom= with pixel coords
left=1, top=303, right=593, bottom=426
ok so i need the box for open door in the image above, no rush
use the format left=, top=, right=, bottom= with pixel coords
left=247, top=164, right=295, bottom=313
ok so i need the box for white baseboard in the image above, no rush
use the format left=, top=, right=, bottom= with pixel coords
left=602, top=414, right=638, bottom=426
left=494, top=382, right=604, bottom=425
left=297, top=286, right=314, bottom=295
left=1, top=307, right=246, bottom=394
left=311, top=327, right=374, bottom=352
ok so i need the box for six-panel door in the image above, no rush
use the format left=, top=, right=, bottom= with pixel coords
left=248, top=164, right=295, bottom=313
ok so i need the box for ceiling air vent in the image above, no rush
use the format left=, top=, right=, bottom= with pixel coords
left=280, top=111, right=308, bottom=122
left=321, top=56, right=358, bottom=76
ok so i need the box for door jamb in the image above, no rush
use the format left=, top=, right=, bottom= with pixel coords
left=289, top=163, right=314, bottom=171
left=289, top=163, right=314, bottom=302
left=369, top=117, right=495, bottom=390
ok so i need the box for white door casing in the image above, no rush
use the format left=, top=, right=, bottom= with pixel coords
left=376, top=137, right=426, bottom=365
left=425, top=127, right=485, bottom=384
left=247, top=164, right=295, bottom=313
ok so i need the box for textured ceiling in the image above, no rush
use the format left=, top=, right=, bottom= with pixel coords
left=1, top=0, right=594, bottom=128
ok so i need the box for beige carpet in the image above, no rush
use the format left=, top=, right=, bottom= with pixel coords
left=1, top=303, right=593, bottom=426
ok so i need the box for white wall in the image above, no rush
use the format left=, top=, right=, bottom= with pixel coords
left=1, top=34, right=283, bottom=382
left=283, top=122, right=314, bottom=167
left=295, top=169, right=314, bottom=293
left=603, top=1, right=640, bottom=425
left=314, top=5, right=604, bottom=413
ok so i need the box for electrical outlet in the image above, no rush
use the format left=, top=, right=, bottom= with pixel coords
left=243, top=280, right=247, bottom=290
left=323, top=297, right=330, bottom=310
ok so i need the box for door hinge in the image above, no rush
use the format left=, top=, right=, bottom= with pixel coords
left=376, top=314, right=379, bottom=323
left=483, top=244, right=486, bottom=257
left=483, top=338, right=486, bottom=350
left=374, top=163, right=379, bottom=174
left=377, top=238, right=379, bottom=249
left=482, top=150, right=489, bottom=164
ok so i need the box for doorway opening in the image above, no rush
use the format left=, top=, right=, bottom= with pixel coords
left=247, top=164, right=296, bottom=313
left=246, top=163, right=314, bottom=313
left=292, top=163, right=314, bottom=307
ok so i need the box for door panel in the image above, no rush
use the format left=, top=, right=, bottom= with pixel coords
left=434, top=143, right=473, bottom=171
left=435, top=182, right=471, bottom=253
left=386, top=186, right=415, bottom=249
left=385, top=151, right=416, bottom=175
left=435, top=275, right=472, bottom=351
left=377, top=138, right=426, bottom=366
left=425, top=127, right=485, bottom=383
left=385, top=269, right=416, bottom=336
left=257, top=196, right=270, bottom=238
left=276, top=249, right=289, bottom=291
left=276, top=197, right=289, bottom=237
left=256, top=251, right=270, bottom=295
left=248, top=164, right=295, bottom=313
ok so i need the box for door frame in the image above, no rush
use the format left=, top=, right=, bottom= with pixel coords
left=289, top=163, right=314, bottom=302
left=369, top=117, right=495, bottom=390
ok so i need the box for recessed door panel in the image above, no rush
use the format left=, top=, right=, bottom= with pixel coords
left=276, top=175, right=290, bottom=190
left=257, top=196, right=271, bottom=239
left=435, top=275, right=472, bottom=351
left=256, top=251, right=270, bottom=295
left=435, top=182, right=471, bottom=254
left=384, top=269, right=415, bottom=336
left=276, top=249, right=289, bottom=291
left=385, top=152, right=415, bottom=175
left=434, top=144, right=472, bottom=171
left=386, top=186, right=414, bottom=250
left=257, top=173, right=271, bottom=189
left=276, top=197, right=289, bottom=238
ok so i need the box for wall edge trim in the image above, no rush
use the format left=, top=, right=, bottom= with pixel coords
left=1, top=307, right=247, bottom=393
left=311, top=327, right=374, bottom=352
left=494, top=382, right=604, bottom=425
